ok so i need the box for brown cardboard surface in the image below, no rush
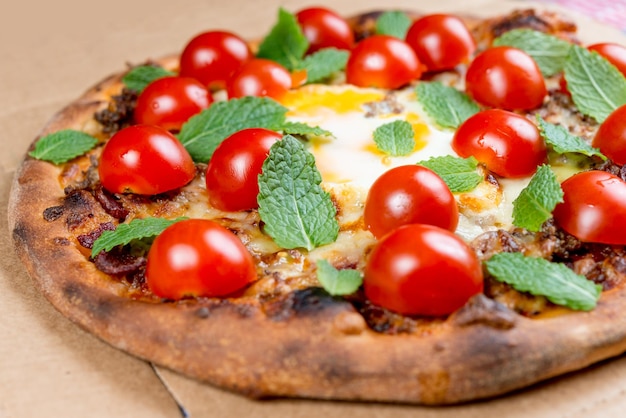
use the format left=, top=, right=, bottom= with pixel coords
left=3, top=0, right=626, bottom=417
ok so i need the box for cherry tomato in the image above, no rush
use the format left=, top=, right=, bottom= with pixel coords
left=452, top=109, right=546, bottom=178
left=295, top=7, right=355, bottom=54
left=405, top=14, right=475, bottom=72
left=465, top=46, right=546, bottom=110
left=134, top=76, right=211, bottom=131
left=146, top=219, right=257, bottom=299
left=553, top=170, right=626, bottom=245
left=592, top=104, right=626, bottom=165
left=99, top=125, right=196, bottom=195
left=206, top=128, right=281, bottom=211
left=179, top=31, right=252, bottom=89
left=346, top=35, right=423, bottom=89
left=226, top=59, right=292, bottom=99
left=363, top=165, right=458, bottom=239
left=364, top=224, right=483, bottom=316
left=588, top=43, right=626, bottom=78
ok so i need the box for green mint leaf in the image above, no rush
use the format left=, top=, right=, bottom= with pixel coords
left=492, top=29, right=572, bottom=77
left=91, top=217, right=186, bottom=257
left=29, top=129, right=98, bottom=164
left=258, top=135, right=339, bottom=250
left=296, top=48, right=349, bottom=84
left=375, top=11, right=412, bottom=39
left=537, top=116, right=606, bottom=160
left=122, top=65, right=175, bottom=92
left=316, top=260, right=363, bottom=296
left=178, top=96, right=287, bottom=162
left=564, top=45, right=626, bottom=122
left=416, top=81, right=480, bottom=129
left=512, top=165, right=564, bottom=232
left=485, top=252, right=602, bottom=311
left=373, top=120, right=415, bottom=156
left=417, top=155, right=483, bottom=193
left=256, top=8, right=309, bottom=71
left=280, top=121, right=333, bottom=138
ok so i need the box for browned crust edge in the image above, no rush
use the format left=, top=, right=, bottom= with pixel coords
left=9, top=9, right=626, bottom=406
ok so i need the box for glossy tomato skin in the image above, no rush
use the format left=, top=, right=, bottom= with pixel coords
left=553, top=171, right=626, bottom=245
left=363, top=165, right=458, bottom=238
left=465, top=46, right=546, bottom=110
left=179, top=31, right=252, bottom=89
left=364, top=224, right=483, bottom=316
left=134, top=76, right=211, bottom=131
left=405, top=14, right=475, bottom=72
left=588, top=43, right=626, bottom=78
left=146, top=219, right=257, bottom=299
left=452, top=109, right=547, bottom=178
left=226, top=59, right=292, bottom=99
left=346, top=35, right=423, bottom=89
left=206, top=128, right=281, bottom=211
left=295, top=7, right=355, bottom=53
left=98, top=125, right=196, bottom=195
left=593, top=104, right=626, bottom=165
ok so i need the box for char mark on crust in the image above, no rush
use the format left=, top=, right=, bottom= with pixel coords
left=94, top=87, right=138, bottom=134
left=450, top=294, right=517, bottom=329
left=43, top=205, right=64, bottom=222
left=62, top=281, right=115, bottom=321
left=488, top=8, right=577, bottom=39
left=263, top=287, right=350, bottom=321
left=64, top=190, right=98, bottom=229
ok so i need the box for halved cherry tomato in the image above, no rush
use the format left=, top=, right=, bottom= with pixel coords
left=205, top=128, right=281, bottom=211
left=465, top=46, right=546, bottom=110
left=99, top=125, right=196, bottom=195
left=134, top=76, right=211, bottom=131
left=226, top=58, right=292, bottom=99
left=405, top=14, right=475, bottom=72
left=452, top=109, right=547, bottom=178
left=364, top=224, right=483, bottom=316
left=179, top=31, right=252, bottom=90
left=553, top=170, right=626, bottom=245
left=146, top=219, right=257, bottom=299
left=295, top=7, right=355, bottom=54
left=346, top=35, right=423, bottom=89
left=363, top=165, right=458, bottom=238
left=588, top=43, right=626, bottom=78
left=593, top=104, right=626, bottom=165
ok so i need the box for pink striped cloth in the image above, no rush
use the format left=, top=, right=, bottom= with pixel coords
left=539, top=0, right=626, bottom=31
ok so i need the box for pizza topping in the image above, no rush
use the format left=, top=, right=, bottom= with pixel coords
left=417, top=155, right=483, bottom=193
left=374, top=11, right=412, bottom=40
left=93, top=185, right=129, bottom=221
left=257, top=135, right=339, bottom=251
left=226, top=58, right=293, bottom=100
left=122, top=64, right=175, bottom=93
left=295, top=48, right=349, bottom=84
left=94, top=88, right=138, bottom=134
left=539, top=116, right=606, bottom=160
left=592, top=104, right=626, bottom=165
left=77, top=221, right=116, bottom=249
left=372, top=120, right=415, bottom=156
left=485, top=252, right=602, bottom=311
left=28, top=129, right=98, bottom=164
left=258, top=8, right=309, bottom=71
left=450, top=293, right=517, bottom=329
left=315, top=260, right=362, bottom=296
left=415, top=81, right=479, bottom=129
left=588, top=43, right=626, bottom=78
left=511, top=165, right=563, bottom=232
left=295, top=7, right=355, bottom=53
left=94, top=246, right=147, bottom=276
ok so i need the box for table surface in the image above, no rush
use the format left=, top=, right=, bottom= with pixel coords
left=2, top=0, right=626, bottom=417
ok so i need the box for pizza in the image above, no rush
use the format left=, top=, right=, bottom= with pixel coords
left=9, top=5, right=626, bottom=405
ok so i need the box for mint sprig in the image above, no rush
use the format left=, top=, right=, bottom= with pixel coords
left=177, top=96, right=287, bottom=162
left=258, top=135, right=339, bottom=251
left=91, top=217, right=186, bottom=257
left=296, top=48, right=349, bottom=84
left=29, top=129, right=98, bottom=164
left=485, top=252, right=602, bottom=311
left=373, top=120, right=415, bottom=156
left=512, top=165, right=564, bottom=232
left=417, top=155, right=483, bottom=193
left=122, top=65, right=175, bottom=92
left=537, top=116, right=606, bottom=160
left=280, top=121, right=333, bottom=138
left=316, top=260, right=363, bottom=296
left=257, top=8, right=309, bottom=71
left=376, top=11, right=412, bottom=39
left=564, top=45, right=626, bottom=122
left=493, top=29, right=572, bottom=77
left=416, top=82, right=479, bottom=129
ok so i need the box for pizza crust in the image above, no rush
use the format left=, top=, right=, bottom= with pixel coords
left=9, top=9, right=626, bottom=405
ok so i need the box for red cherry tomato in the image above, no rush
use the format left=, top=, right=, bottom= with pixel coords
left=146, top=219, right=257, bottom=299
left=452, top=109, right=547, bottom=178
left=592, top=104, right=626, bottom=165
left=179, top=31, right=252, bottom=89
left=134, top=76, right=211, bottom=131
left=295, top=7, right=355, bottom=54
left=346, top=35, right=423, bottom=89
left=99, top=125, right=196, bottom=195
left=226, top=59, right=292, bottom=99
left=553, top=170, right=626, bottom=245
left=363, top=165, right=458, bottom=238
left=206, top=128, right=281, bottom=211
left=465, top=46, right=546, bottom=110
left=405, top=14, right=475, bottom=72
left=588, top=43, right=626, bottom=78
left=364, top=224, right=483, bottom=316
